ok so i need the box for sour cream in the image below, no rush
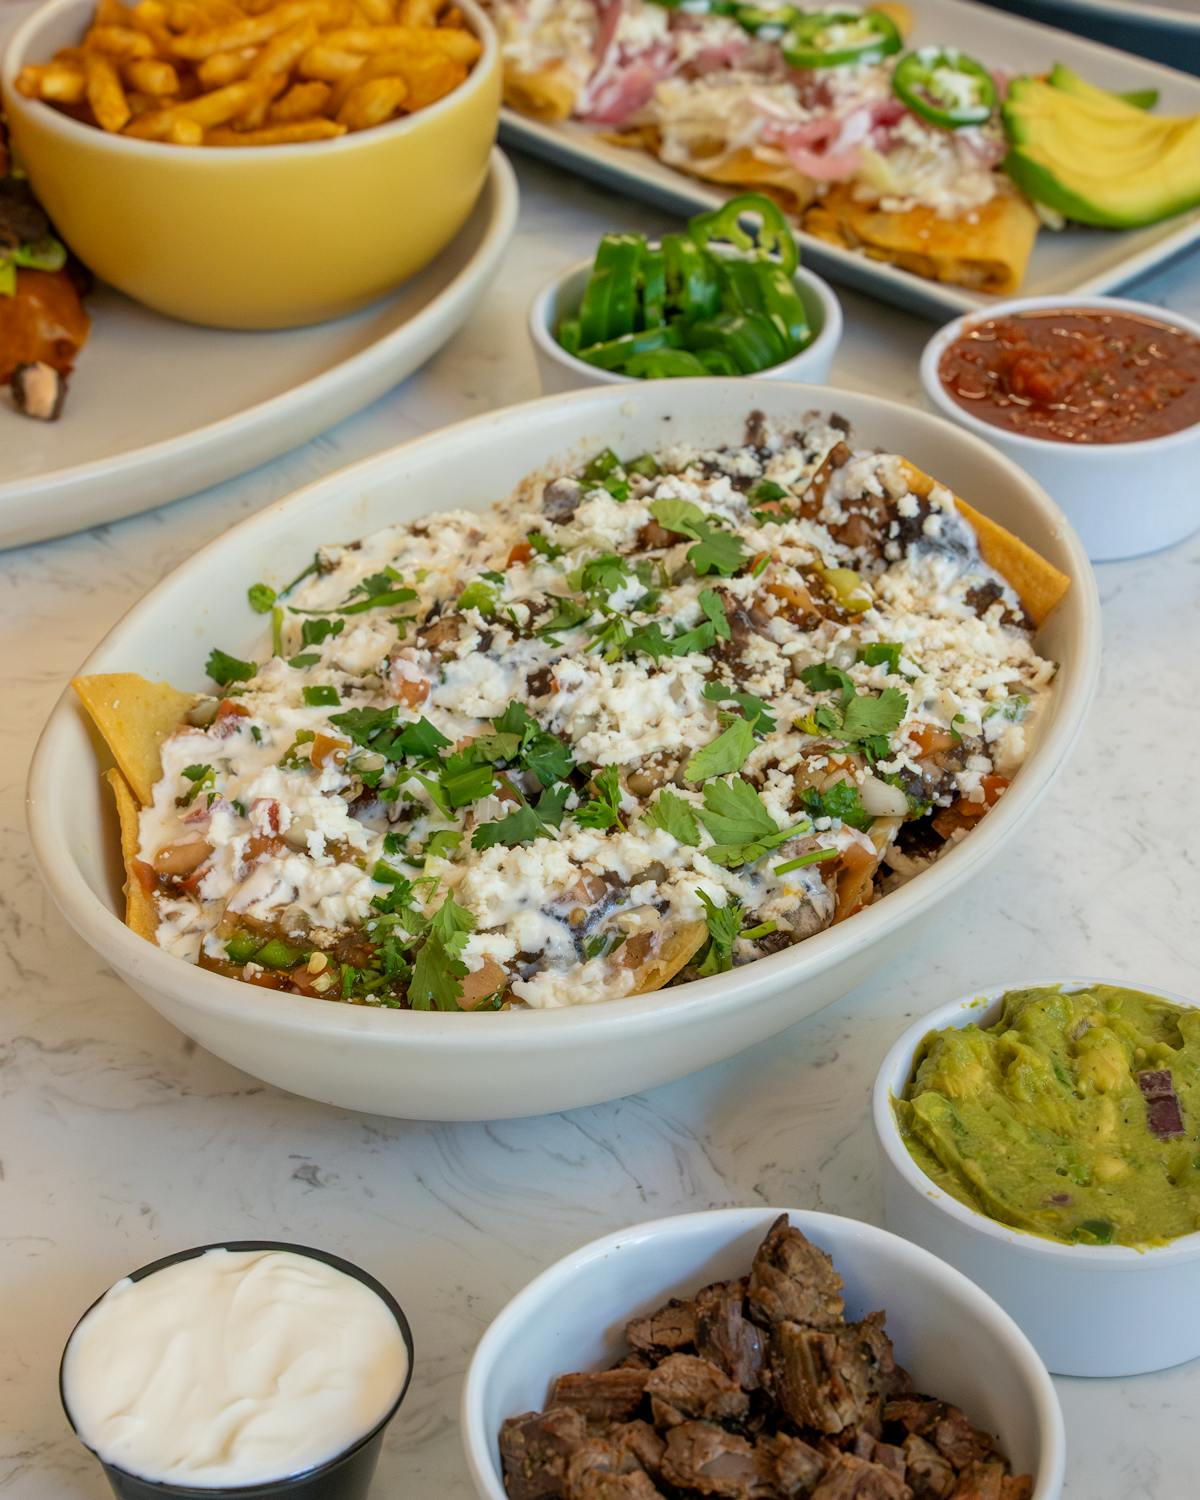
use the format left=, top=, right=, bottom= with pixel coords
left=61, top=1247, right=410, bottom=1487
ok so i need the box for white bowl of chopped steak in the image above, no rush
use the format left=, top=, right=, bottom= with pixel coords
left=28, top=379, right=1099, bottom=1120
left=461, top=1207, right=1066, bottom=1500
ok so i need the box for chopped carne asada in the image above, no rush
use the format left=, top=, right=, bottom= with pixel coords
left=498, top=1216, right=1034, bottom=1500
left=114, top=413, right=1060, bottom=1011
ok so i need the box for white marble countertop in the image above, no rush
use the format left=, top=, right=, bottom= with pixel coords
left=2, top=150, right=1199, bottom=1497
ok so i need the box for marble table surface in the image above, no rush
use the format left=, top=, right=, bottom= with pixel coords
left=2, top=150, right=1198, bottom=1498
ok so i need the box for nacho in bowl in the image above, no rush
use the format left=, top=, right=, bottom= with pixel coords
left=28, top=381, right=1099, bottom=1121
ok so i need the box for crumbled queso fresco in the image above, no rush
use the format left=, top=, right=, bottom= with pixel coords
left=138, top=415, right=1057, bottom=1011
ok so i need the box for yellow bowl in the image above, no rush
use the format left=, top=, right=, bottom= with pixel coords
left=1, top=0, right=501, bottom=329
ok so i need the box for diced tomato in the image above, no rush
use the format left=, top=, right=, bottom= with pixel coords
left=911, top=724, right=957, bottom=758
left=213, top=699, right=251, bottom=738
left=507, top=540, right=534, bottom=566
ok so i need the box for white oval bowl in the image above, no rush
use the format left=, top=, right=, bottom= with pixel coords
left=530, top=253, right=843, bottom=395
left=874, top=977, right=1200, bottom=1378
left=460, top=1206, right=1066, bottom=1500
left=919, top=295, right=1200, bottom=563
left=27, top=380, right=1099, bottom=1121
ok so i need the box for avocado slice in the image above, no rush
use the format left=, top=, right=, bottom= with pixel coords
left=1047, top=63, right=1158, bottom=113
left=1003, top=75, right=1200, bottom=229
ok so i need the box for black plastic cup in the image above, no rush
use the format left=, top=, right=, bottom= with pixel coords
left=60, top=1240, right=414, bottom=1500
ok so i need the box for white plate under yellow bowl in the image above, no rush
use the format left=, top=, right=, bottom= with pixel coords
left=0, top=148, right=518, bottom=551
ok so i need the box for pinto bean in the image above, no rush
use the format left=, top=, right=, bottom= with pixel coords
left=153, top=838, right=212, bottom=876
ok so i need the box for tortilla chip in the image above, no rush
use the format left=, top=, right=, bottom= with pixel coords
left=629, top=919, right=709, bottom=995
left=73, top=673, right=196, bottom=807
left=896, top=460, right=1070, bottom=628
left=804, top=184, right=1038, bottom=297
left=105, top=767, right=157, bottom=942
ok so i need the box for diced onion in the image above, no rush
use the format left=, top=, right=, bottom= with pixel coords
left=860, top=775, right=909, bottom=817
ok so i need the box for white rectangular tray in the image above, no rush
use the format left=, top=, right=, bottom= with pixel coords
left=499, top=0, right=1200, bottom=320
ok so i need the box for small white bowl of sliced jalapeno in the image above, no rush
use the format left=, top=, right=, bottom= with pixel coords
left=529, top=193, right=844, bottom=394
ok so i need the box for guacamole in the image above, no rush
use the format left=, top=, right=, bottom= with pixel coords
left=895, top=984, right=1200, bottom=1248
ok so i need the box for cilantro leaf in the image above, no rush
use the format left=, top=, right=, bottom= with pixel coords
left=206, top=648, right=257, bottom=686
left=649, top=497, right=706, bottom=534
left=419, top=829, right=463, bottom=865
left=694, top=776, right=809, bottom=868
left=527, top=530, right=564, bottom=560
left=288, top=653, right=320, bottom=669
left=439, top=751, right=496, bottom=809
left=301, top=617, right=344, bottom=648
left=247, top=582, right=276, bottom=614
left=176, top=763, right=215, bottom=808
left=408, top=894, right=475, bottom=1011
left=458, top=579, right=498, bottom=615
left=537, top=597, right=592, bottom=641
left=649, top=499, right=749, bottom=578
left=840, top=686, right=908, bottom=751
left=701, top=681, right=776, bottom=736
left=302, top=684, right=340, bottom=707
left=698, top=589, right=731, bottom=641
left=694, top=776, right=776, bottom=847
left=695, top=890, right=743, bottom=977
left=801, top=782, right=872, bottom=832
left=588, top=614, right=632, bottom=662
left=574, top=554, right=633, bottom=598
left=471, top=784, right=570, bottom=850
left=642, top=790, right=701, bottom=846
left=799, top=661, right=855, bottom=699
left=575, top=765, right=624, bottom=831
left=328, top=706, right=451, bottom=764
left=857, top=642, right=902, bottom=674
left=491, top=701, right=575, bottom=786
left=685, top=716, right=755, bottom=781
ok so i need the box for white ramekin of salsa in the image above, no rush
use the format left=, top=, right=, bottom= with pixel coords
left=920, top=296, right=1200, bottom=563
left=873, top=979, right=1200, bottom=1379
left=59, top=1241, right=413, bottom=1500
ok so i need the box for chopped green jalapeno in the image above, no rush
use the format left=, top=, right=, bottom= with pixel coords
left=254, top=938, right=305, bottom=970
left=554, top=197, right=808, bottom=379
left=892, top=46, right=997, bottom=128
left=689, top=192, right=799, bottom=276
left=781, top=8, right=901, bottom=69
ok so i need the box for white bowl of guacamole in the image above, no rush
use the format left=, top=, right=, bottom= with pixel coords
left=873, top=978, right=1200, bottom=1378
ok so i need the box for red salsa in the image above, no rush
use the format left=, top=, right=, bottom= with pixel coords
left=938, top=308, right=1200, bottom=444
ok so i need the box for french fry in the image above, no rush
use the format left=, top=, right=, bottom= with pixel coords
left=96, top=0, right=135, bottom=23
left=196, top=47, right=256, bottom=86
left=390, top=48, right=461, bottom=109
left=27, top=0, right=478, bottom=145
left=123, top=56, right=180, bottom=92
left=298, top=41, right=363, bottom=77
left=128, top=1, right=177, bottom=57
left=250, top=17, right=318, bottom=76
left=84, top=51, right=132, bottom=130
left=167, top=114, right=205, bottom=139
left=268, top=77, right=329, bottom=118
left=85, top=23, right=156, bottom=56
left=336, top=71, right=405, bottom=127
left=394, top=0, right=436, bottom=22
left=15, top=61, right=88, bottom=103
left=321, top=23, right=479, bottom=60
left=206, top=115, right=344, bottom=141
left=171, top=0, right=334, bottom=58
